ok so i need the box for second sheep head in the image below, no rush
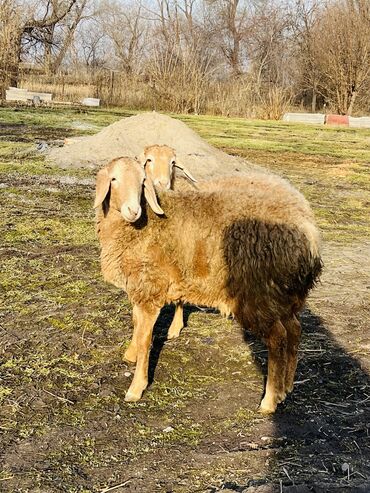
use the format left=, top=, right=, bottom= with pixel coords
left=138, top=144, right=197, bottom=190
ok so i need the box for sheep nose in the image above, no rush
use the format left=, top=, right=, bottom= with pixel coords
left=127, top=206, right=140, bottom=218
left=156, top=179, right=170, bottom=190
left=121, top=204, right=142, bottom=222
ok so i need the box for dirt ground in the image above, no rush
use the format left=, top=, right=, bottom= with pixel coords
left=48, top=111, right=260, bottom=178
left=0, top=111, right=369, bottom=493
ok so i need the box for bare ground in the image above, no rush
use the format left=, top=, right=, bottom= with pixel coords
left=0, top=115, right=369, bottom=493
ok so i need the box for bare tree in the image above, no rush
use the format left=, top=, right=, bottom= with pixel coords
left=147, top=41, right=214, bottom=113
left=0, top=0, right=77, bottom=89
left=206, top=0, right=249, bottom=76
left=292, top=0, right=322, bottom=112
left=177, top=0, right=197, bottom=44
left=1, top=0, right=368, bottom=115
left=156, top=0, right=177, bottom=44
left=0, top=0, right=21, bottom=96
left=46, top=0, right=90, bottom=73
left=75, top=19, right=108, bottom=69
left=100, top=0, right=146, bottom=75
left=245, top=1, right=293, bottom=118
left=312, top=0, right=370, bottom=115
left=249, top=1, right=291, bottom=87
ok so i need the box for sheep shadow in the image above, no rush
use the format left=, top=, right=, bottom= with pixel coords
left=149, top=306, right=370, bottom=490
left=238, top=309, right=370, bottom=491
left=148, top=303, right=216, bottom=385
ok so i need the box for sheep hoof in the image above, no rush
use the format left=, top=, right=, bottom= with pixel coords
left=123, top=354, right=137, bottom=364
left=124, top=389, right=143, bottom=402
left=123, top=349, right=137, bottom=364
left=258, top=404, right=276, bottom=415
left=259, top=395, right=277, bottom=414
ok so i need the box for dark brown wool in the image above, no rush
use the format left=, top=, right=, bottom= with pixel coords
left=223, top=219, right=322, bottom=334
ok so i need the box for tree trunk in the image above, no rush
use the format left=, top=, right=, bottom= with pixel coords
left=44, top=26, right=55, bottom=75
left=347, top=90, right=357, bottom=116
left=50, top=0, right=87, bottom=73
left=9, top=31, right=23, bottom=88
left=311, top=86, right=317, bottom=112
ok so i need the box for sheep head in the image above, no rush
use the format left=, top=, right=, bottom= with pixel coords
left=93, top=157, right=164, bottom=222
left=139, top=144, right=197, bottom=190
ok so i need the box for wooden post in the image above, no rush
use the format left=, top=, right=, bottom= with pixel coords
left=110, top=70, right=114, bottom=105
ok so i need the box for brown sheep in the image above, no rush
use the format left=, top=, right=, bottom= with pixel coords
left=139, top=144, right=320, bottom=341
left=94, top=157, right=322, bottom=413
left=138, top=144, right=197, bottom=338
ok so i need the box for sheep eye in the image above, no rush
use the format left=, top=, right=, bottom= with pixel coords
left=146, top=158, right=152, bottom=163
left=171, top=160, right=176, bottom=166
left=111, top=178, right=117, bottom=182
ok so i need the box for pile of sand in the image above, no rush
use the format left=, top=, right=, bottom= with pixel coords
left=48, top=112, right=260, bottom=180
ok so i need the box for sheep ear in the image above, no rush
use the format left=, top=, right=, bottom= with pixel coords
left=174, top=163, right=197, bottom=183
left=137, top=152, right=147, bottom=168
left=94, top=168, right=111, bottom=208
left=143, top=176, right=164, bottom=215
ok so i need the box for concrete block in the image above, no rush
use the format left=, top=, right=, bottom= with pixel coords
left=81, top=97, right=100, bottom=107
left=349, top=116, right=370, bottom=128
left=325, top=114, right=349, bottom=126
left=6, top=90, right=29, bottom=101
left=29, top=92, right=52, bottom=102
left=283, top=113, right=325, bottom=124
left=6, top=88, right=52, bottom=102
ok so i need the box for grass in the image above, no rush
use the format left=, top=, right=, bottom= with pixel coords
left=1, top=105, right=369, bottom=242
left=0, top=105, right=369, bottom=492
left=0, top=106, right=136, bottom=131
left=182, top=114, right=370, bottom=242
left=179, top=113, right=370, bottom=163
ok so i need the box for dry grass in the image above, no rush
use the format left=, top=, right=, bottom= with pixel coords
left=21, top=78, right=96, bottom=102
left=19, top=71, right=294, bottom=118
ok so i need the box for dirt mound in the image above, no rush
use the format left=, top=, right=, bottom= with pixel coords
left=48, top=111, right=260, bottom=179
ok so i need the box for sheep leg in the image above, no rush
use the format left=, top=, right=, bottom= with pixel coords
left=259, top=320, right=287, bottom=414
left=167, top=302, right=184, bottom=339
left=125, top=305, right=160, bottom=402
left=284, top=315, right=302, bottom=394
left=123, top=305, right=140, bottom=364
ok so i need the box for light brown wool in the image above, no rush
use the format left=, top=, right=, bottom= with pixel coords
left=137, top=144, right=321, bottom=337
left=95, top=157, right=322, bottom=412
left=139, top=144, right=198, bottom=191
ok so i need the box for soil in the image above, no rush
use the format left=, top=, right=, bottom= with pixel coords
left=0, top=122, right=73, bottom=144
left=0, top=114, right=369, bottom=493
left=48, top=112, right=261, bottom=179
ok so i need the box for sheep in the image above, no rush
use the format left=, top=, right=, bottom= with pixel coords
left=138, top=144, right=198, bottom=338
left=94, top=156, right=322, bottom=413
left=139, top=144, right=197, bottom=191
left=138, top=144, right=320, bottom=341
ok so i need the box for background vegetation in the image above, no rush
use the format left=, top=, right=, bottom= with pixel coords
left=0, top=0, right=369, bottom=118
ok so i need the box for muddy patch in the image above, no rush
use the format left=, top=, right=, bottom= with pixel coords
left=0, top=122, right=74, bottom=143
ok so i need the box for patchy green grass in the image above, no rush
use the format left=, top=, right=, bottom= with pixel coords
left=1, top=105, right=369, bottom=243
left=177, top=113, right=370, bottom=163
left=0, top=106, right=369, bottom=492
left=0, top=106, right=136, bottom=131
left=1, top=105, right=369, bottom=162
